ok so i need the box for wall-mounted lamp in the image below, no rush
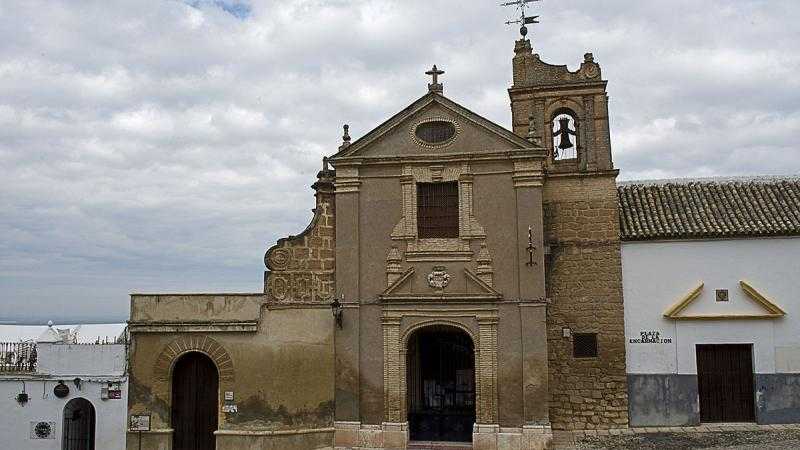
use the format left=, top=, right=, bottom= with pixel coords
left=331, top=296, right=343, bottom=329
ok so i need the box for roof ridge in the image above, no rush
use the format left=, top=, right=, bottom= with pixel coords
left=618, top=175, right=800, bottom=187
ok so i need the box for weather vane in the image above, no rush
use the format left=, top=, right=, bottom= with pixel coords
left=501, top=0, right=542, bottom=38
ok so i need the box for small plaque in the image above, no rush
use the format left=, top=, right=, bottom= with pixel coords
left=716, top=289, right=729, bottom=302
left=130, top=414, right=151, bottom=432
left=222, top=404, right=238, bottom=413
left=224, top=391, right=234, bottom=401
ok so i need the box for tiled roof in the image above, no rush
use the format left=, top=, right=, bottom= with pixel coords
left=618, top=177, right=800, bottom=241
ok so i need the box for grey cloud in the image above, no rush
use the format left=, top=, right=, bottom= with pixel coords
left=1, top=0, right=798, bottom=323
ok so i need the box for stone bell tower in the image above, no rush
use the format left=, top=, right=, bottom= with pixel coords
left=508, top=36, right=630, bottom=430
left=509, top=39, right=613, bottom=174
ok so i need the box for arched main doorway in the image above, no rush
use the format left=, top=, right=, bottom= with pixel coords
left=407, top=325, right=476, bottom=443
left=172, top=352, right=219, bottom=450
left=62, top=398, right=95, bottom=450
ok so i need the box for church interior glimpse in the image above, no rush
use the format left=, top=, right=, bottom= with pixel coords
left=406, top=325, right=476, bottom=443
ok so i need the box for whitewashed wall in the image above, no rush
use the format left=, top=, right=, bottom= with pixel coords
left=622, top=237, right=800, bottom=375
left=38, top=343, right=126, bottom=376
left=0, top=343, right=127, bottom=450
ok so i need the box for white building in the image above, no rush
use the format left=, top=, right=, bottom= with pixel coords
left=619, top=177, right=800, bottom=426
left=0, top=323, right=128, bottom=450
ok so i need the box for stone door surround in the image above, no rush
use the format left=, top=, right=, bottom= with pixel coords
left=382, top=307, right=499, bottom=425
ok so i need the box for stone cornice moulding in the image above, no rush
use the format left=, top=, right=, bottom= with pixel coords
left=127, top=321, right=259, bottom=333
left=331, top=148, right=546, bottom=165
left=663, top=280, right=786, bottom=321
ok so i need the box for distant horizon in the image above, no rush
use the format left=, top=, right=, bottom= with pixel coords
left=0, top=319, right=129, bottom=326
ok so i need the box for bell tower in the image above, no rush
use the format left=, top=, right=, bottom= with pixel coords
left=501, top=5, right=629, bottom=431
left=509, top=39, right=614, bottom=174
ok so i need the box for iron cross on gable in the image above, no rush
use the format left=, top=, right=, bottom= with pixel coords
left=426, top=65, right=444, bottom=93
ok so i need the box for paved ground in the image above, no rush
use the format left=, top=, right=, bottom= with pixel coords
left=553, top=423, right=800, bottom=449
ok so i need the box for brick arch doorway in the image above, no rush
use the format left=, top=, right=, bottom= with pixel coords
left=172, top=352, right=219, bottom=450
left=406, top=325, right=476, bottom=443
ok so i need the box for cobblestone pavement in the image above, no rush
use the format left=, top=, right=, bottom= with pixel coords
left=553, top=423, right=800, bottom=449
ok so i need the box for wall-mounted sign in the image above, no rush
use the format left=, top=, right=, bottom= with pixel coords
left=224, top=391, right=234, bottom=401
left=129, top=414, right=151, bottom=432
left=629, top=330, right=672, bottom=344
left=222, top=404, right=238, bottom=413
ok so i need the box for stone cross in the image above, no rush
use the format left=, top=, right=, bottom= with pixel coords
left=426, top=65, right=445, bottom=94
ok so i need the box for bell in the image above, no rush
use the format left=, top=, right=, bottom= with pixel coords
left=554, top=117, right=576, bottom=150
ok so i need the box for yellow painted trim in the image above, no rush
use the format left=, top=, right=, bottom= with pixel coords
left=670, top=314, right=783, bottom=321
left=739, top=280, right=787, bottom=316
left=663, top=280, right=786, bottom=321
left=663, top=282, right=704, bottom=318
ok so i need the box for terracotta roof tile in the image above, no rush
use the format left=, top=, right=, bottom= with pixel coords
left=618, top=177, right=800, bottom=241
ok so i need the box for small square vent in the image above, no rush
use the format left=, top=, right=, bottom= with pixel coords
left=573, top=333, right=598, bottom=358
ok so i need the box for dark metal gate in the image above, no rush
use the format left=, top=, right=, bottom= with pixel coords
left=407, top=326, right=475, bottom=442
left=172, top=352, right=219, bottom=450
left=62, top=398, right=95, bottom=450
left=696, top=344, right=755, bottom=422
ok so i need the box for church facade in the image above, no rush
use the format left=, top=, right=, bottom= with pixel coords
left=126, top=37, right=628, bottom=450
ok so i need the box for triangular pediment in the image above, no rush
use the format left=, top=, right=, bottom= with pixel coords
left=332, top=92, right=535, bottom=160
left=663, top=280, right=786, bottom=320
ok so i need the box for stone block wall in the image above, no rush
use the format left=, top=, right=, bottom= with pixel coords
left=543, top=175, right=629, bottom=430
left=264, top=169, right=336, bottom=304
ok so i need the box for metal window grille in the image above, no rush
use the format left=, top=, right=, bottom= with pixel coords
left=0, top=342, right=37, bottom=372
left=417, top=182, right=459, bottom=238
left=573, top=333, right=598, bottom=358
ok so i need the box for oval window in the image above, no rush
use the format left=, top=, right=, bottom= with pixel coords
left=415, top=121, right=456, bottom=145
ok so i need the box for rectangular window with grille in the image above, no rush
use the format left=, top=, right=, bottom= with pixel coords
left=573, top=333, right=598, bottom=358
left=417, top=182, right=459, bottom=238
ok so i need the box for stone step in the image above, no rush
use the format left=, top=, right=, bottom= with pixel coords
left=407, top=442, right=472, bottom=450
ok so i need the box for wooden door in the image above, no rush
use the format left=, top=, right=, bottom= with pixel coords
left=696, top=344, right=755, bottom=422
left=172, top=352, right=219, bottom=450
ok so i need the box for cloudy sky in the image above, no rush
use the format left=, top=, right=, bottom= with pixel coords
left=1, top=0, right=799, bottom=324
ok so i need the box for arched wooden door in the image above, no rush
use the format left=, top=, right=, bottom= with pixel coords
left=172, top=352, right=219, bottom=450
left=62, top=398, right=95, bottom=450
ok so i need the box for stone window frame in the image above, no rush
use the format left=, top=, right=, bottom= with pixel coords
left=409, top=116, right=462, bottom=149
left=390, top=163, right=486, bottom=261
left=381, top=310, right=499, bottom=426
